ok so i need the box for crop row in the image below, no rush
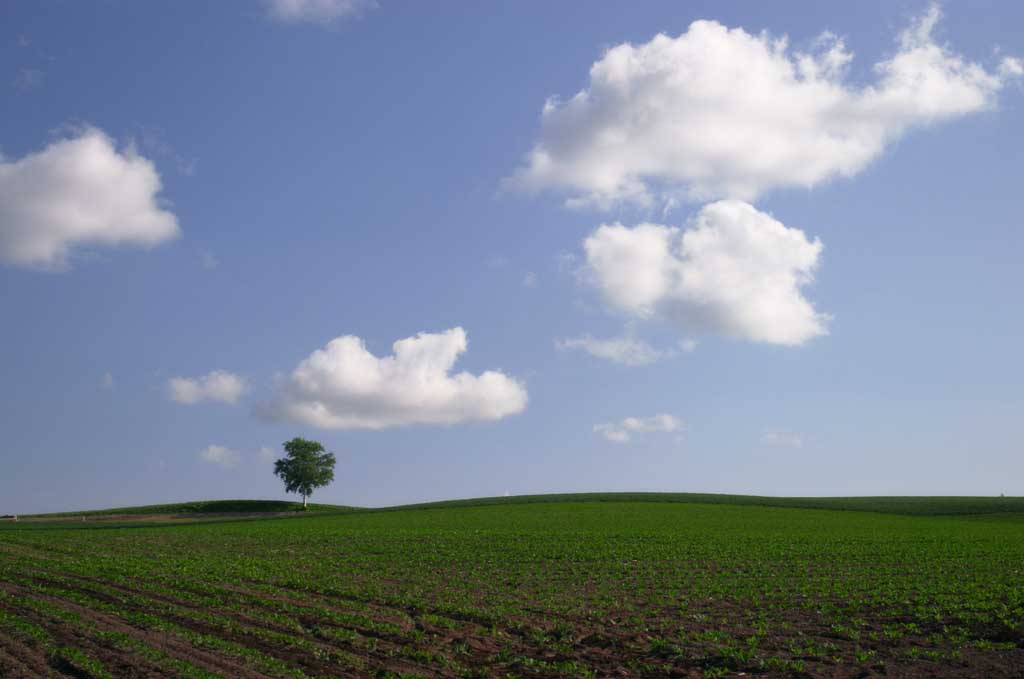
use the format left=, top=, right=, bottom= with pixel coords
left=1, top=502, right=1022, bottom=677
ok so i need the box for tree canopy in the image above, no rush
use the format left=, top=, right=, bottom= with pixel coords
left=273, top=438, right=336, bottom=509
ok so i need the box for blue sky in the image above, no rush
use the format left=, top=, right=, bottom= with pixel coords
left=1, top=1, right=1022, bottom=513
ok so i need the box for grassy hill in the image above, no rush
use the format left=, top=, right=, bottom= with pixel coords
left=391, top=492, right=1024, bottom=516
left=19, top=492, right=1024, bottom=520
left=22, top=499, right=352, bottom=519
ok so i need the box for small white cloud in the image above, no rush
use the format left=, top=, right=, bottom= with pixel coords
left=679, top=339, right=698, bottom=353
left=199, top=250, right=218, bottom=270
left=596, top=427, right=631, bottom=443
left=100, top=372, right=114, bottom=389
left=761, top=430, right=804, bottom=448
left=168, top=370, right=248, bottom=405
left=259, top=327, right=528, bottom=429
left=0, top=127, right=180, bottom=270
left=259, top=446, right=276, bottom=462
left=594, top=414, right=682, bottom=443
left=267, top=0, right=374, bottom=23
left=522, top=271, right=538, bottom=288
left=556, top=334, right=674, bottom=366
left=199, top=445, right=241, bottom=468
left=507, top=5, right=1020, bottom=208
left=583, top=200, right=828, bottom=346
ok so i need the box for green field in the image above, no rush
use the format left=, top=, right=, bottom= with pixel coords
left=388, top=491, right=1024, bottom=516
left=1, top=495, right=1023, bottom=678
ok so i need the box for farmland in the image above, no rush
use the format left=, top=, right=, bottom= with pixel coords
left=1, top=496, right=1023, bottom=678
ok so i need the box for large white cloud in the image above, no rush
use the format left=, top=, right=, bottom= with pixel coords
left=594, top=414, right=682, bottom=443
left=168, top=370, right=248, bottom=405
left=267, top=0, right=374, bottom=23
left=0, top=127, right=179, bottom=270
left=583, top=200, right=827, bottom=346
left=260, top=327, right=528, bottom=429
left=508, top=5, right=1021, bottom=208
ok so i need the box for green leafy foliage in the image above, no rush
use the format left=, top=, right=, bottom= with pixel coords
left=272, top=438, right=337, bottom=508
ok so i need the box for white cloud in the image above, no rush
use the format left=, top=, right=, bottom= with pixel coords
left=761, top=430, right=804, bottom=448
left=199, top=445, right=241, bottom=468
left=583, top=200, right=828, bottom=346
left=594, top=414, right=682, bottom=443
left=999, top=56, right=1024, bottom=78
left=168, top=370, right=248, bottom=405
left=199, top=250, right=218, bottom=270
left=268, top=0, right=374, bottom=23
left=556, top=334, right=675, bottom=366
left=260, top=327, right=528, bottom=429
left=522, top=271, right=538, bottom=288
left=259, top=446, right=276, bottom=462
left=0, top=127, right=180, bottom=270
left=13, top=68, right=44, bottom=90
left=508, top=5, right=1020, bottom=208
left=100, top=372, right=114, bottom=389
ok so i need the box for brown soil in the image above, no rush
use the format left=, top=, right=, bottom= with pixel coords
left=0, top=634, right=61, bottom=678
left=2, top=576, right=1022, bottom=679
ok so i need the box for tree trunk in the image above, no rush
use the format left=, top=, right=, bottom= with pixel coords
left=303, top=494, right=308, bottom=510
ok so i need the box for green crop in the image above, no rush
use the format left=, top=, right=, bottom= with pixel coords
left=1, top=499, right=1022, bottom=677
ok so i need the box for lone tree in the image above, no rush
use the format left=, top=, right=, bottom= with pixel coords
left=273, top=438, right=336, bottom=510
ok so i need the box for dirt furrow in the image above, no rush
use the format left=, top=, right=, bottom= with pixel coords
left=28, top=574, right=436, bottom=669
left=0, top=581, right=273, bottom=679
left=0, top=637, right=61, bottom=679
left=6, top=575, right=499, bottom=678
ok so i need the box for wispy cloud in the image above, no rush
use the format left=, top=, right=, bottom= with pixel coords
left=168, top=370, right=248, bottom=405
left=199, top=445, right=241, bottom=468
left=267, top=0, right=375, bottom=24
left=557, top=322, right=693, bottom=366
left=13, top=68, right=44, bottom=90
left=557, top=334, right=671, bottom=366
left=761, top=430, right=804, bottom=448
left=594, top=414, right=682, bottom=443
